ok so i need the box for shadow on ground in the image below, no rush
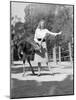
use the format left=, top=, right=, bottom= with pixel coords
left=11, top=75, right=74, bottom=99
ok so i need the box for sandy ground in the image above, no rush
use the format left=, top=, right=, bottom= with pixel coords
left=10, top=61, right=74, bottom=99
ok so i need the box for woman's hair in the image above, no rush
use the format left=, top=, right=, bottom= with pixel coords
left=37, top=19, right=46, bottom=29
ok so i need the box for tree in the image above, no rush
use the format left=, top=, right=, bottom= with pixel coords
left=24, top=4, right=73, bottom=44
left=11, top=16, right=25, bottom=61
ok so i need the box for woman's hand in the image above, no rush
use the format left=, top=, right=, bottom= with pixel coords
left=58, top=31, right=62, bottom=35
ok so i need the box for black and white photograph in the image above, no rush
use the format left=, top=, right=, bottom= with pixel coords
left=10, top=1, right=74, bottom=99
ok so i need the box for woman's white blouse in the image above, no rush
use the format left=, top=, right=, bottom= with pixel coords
left=34, top=28, right=57, bottom=45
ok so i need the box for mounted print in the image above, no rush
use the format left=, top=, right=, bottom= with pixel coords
left=10, top=1, right=74, bottom=99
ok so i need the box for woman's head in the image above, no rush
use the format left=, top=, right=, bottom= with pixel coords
left=38, top=19, right=45, bottom=29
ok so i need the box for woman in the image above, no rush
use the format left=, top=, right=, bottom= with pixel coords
left=34, top=19, right=62, bottom=75
left=34, top=20, right=62, bottom=46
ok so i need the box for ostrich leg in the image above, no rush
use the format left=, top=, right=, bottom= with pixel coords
left=22, top=53, right=27, bottom=77
left=38, top=62, right=41, bottom=76
left=28, top=59, right=35, bottom=75
left=22, top=59, right=26, bottom=77
left=22, top=60, right=25, bottom=76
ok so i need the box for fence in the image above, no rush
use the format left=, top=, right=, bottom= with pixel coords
left=11, top=41, right=73, bottom=65
left=48, top=42, right=73, bottom=63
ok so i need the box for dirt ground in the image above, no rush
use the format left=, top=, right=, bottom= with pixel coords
left=10, top=62, right=74, bottom=99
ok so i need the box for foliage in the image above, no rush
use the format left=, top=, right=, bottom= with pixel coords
left=11, top=4, right=73, bottom=61
left=24, top=4, right=73, bottom=48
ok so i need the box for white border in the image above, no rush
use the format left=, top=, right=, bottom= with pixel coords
left=0, top=0, right=76, bottom=100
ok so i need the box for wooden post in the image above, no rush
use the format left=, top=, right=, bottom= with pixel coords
left=11, top=40, right=14, bottom=65
left=68, top=42, right=72, bottom=63
left=59, top=46, right=61, bottom=63
left=11, top=47, right=13, bottom=64
left=53, top=45, right=56, bottom=64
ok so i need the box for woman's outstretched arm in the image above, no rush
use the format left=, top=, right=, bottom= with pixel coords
left=46, top=29, right=62, bottom=36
